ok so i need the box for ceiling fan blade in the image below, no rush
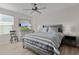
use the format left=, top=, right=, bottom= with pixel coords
left=35, top=10, right=42, bottom=14
left=38, top=7, right=46, bottom=10
left=24, top=9, right=32, bottom=10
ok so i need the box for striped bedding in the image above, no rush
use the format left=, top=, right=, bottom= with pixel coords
left=22, top=32, right=64, bottom=55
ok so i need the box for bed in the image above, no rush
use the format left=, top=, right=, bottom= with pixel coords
left=22, top=25, right=64, bottom=55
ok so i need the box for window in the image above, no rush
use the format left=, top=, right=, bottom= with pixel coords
left=0, top=14, right=14, bottom=35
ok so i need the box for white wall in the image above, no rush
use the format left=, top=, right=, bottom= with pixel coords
left=31, top=4, right=79, bottom=36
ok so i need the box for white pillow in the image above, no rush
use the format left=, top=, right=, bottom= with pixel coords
left=37, top=25, right=48, bottom=32
left=48, top=27, right=57, bottom=33
left=41, top=27, right=48, bottom=32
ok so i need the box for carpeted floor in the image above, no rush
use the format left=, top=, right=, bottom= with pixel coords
left=0, top=42, right=36, bottom=55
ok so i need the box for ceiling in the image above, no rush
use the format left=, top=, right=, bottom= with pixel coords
left=0, top=3, right=78, bottom=16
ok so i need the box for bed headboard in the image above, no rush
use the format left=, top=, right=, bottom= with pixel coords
left=43, top=25, right=63, bottom=33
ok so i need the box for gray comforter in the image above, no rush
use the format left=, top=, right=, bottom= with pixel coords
left=22, top=32, right=64, bottom=55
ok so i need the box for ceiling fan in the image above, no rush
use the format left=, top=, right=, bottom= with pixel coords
left=24, top=3, right=46, bottom=14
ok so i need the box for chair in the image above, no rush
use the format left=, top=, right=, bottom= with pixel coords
left=10, top=30, right=19, bottom=43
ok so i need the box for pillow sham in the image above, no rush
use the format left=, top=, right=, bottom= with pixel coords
left=48, top=27, right=58, bottom=33
left=41, top=27, right=48, bottom=32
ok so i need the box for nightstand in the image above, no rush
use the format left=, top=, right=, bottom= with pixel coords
left=62, top=35, right=77, bottom=47
left=76, top=37, right=79, bottom=47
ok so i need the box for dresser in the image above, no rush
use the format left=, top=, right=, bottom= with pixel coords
left=62, top=35, right=79, bottom=47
